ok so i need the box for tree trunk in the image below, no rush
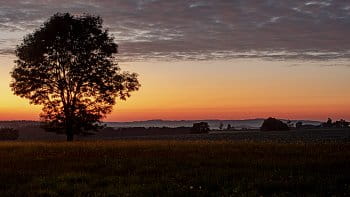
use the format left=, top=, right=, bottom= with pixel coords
left=66, top=121, right=74, bottom=141
left=66, top=131, right=73, bottom=141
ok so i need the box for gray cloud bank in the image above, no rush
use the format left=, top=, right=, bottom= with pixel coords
left=0, top=0, right=350, bottom=61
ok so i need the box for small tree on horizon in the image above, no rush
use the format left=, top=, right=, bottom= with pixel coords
left=10, top=13, right=140, bottom=141
left=322, top=118, right=333, bottom=128
left=295, top=121, right=303, bottom=129
left=219, top=122, right=224, bottom=130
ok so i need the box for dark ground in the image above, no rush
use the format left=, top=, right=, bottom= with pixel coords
left=0, top=140, right=349, bottom=196
left=1, top=128, right=350, bottom=196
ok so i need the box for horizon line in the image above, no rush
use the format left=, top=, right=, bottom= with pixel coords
left=0, top=118, right=327, bottom=123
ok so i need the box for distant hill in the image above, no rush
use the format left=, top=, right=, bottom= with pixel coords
left=105, top=119, right=322, bottom=129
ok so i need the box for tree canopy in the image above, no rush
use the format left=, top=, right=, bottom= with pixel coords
left=10, top=13, right=140, bottom=141
left=191, top=122, right=210, bottom=134
left=260, top=117, right=290, bottom=131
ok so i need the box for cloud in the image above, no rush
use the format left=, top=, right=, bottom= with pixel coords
left=0, top=0, right=349, bottom=61
left=305, top=1, right=331, bottom=7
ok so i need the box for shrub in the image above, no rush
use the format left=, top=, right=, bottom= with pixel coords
left=295, top=121, right=303, bottom=129
left=0, top=128, right=19, bottom=140
left=191, top=122, right=210, bottom=134
left=260, top=118, right=289, bottom=131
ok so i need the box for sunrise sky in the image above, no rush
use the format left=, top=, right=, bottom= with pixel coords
left=1, top=0, right=350, bottom=121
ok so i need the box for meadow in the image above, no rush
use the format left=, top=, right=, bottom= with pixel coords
left=0, top=140, right=349, bottom=196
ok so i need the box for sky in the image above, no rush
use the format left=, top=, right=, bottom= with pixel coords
left=1, top=0, right=350, bottom=121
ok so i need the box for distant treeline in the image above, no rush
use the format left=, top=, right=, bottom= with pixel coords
left=320, top=118, right=349, bottom=128
left=260, top=117, right=350, bottom=131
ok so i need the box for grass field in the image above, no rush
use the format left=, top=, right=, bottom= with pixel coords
left=0, top=140, right=350, bottom=196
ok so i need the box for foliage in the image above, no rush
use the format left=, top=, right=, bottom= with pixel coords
left=334, top=119, right=350, bottom=128
left=322, top=118, right=349, bottom=128
left=260, top=117, right=290, bottom=131
left=295, top=121, right=303, bottom=129
left=0, top=141, right=349, bottom=196
left=0, top=128, right=19, bottom=140
left=191, top=122, right=210, bottom=133
left=219, top=122, right=223, bottom=130
left=322, top=118, right=333, bottom=128
left=10, top=13, right=140, bottom=141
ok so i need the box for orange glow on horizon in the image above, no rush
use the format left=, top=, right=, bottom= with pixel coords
left=1, top=56, right=350, bottom=122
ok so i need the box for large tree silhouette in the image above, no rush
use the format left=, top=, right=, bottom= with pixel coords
left=10, top=13, right=140, bottom=141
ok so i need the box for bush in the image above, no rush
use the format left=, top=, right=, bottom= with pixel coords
left=260, top=118, right=289, bottom=131
left=191, top=122, right=210, bottom=134
left=0, top=128, right=19, bottom=140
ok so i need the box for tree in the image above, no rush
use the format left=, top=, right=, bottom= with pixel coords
left=191, top=122, right=210, bottom=134
left=322, top=118, right=333, bottom=128
left=327, top=118, right=333, bottom=125
left=219, top=122, right=223, bottom=130
left=226, top=124, right=232, bottom=130
left=333, top=119, right=349, bottom=128
left=260, top=117, right=290, bottom=131
left=295, top=121, right=303, bottom=129
left=10, top=13, right=140, bottom=141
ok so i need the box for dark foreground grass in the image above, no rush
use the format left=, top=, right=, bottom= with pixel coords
left=0, top=140, right=350, bottom=196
